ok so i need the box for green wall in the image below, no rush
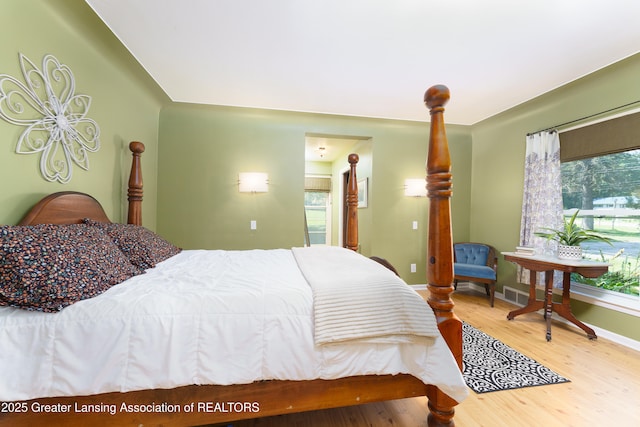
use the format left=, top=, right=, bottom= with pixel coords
left=471, top=53, right=640, bottom=341
left=156, top=102, right=473, bottom=284
left=0, top=0, right=167, bottom=228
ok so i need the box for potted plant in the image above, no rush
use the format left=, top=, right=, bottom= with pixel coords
left=534, top=210, right=613, bottom=259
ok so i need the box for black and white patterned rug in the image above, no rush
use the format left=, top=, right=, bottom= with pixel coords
left=462, top=322, right=570, bottom=393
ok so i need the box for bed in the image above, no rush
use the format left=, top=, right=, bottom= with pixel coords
left=0, top=85, right=465, bottom=426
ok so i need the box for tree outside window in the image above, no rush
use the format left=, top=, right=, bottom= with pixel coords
left=561, top=148, right=640, bottom=296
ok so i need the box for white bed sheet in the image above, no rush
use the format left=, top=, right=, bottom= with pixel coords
left=0, top=248, right=468, bottom=403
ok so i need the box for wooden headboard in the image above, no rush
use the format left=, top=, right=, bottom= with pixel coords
left=18, top=192, right=111, bottom=225
left=18, top=142, right=145, bottom=226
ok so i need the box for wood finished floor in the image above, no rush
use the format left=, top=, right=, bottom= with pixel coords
left=208, top=289, right=640, bottom=427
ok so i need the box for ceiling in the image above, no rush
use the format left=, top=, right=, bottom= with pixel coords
left=304, top=136, right=364, bottom=163
left=86, top=0, right=640, bottom=126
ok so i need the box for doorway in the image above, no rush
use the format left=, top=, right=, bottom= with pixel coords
left=304, top=134, right=371, bottom=246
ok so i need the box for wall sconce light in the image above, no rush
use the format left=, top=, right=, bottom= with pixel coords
left=238, top=172, right=269, bottom=193
left=404, top=179, right=427, bottom=197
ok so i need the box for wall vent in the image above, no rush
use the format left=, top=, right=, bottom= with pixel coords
left=503, top=286, right=529, bottom=306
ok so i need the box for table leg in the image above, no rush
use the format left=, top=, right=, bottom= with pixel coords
left=507, top=269, right=544, bottom=320
left=544, top=271, right=553, bottom=341
left=551, top=272, right=597, bottom=340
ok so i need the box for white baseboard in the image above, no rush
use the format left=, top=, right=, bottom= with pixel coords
left=411, top=283, right=640, bottom=352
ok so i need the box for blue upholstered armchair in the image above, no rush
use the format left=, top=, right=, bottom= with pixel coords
left=453, top=242, right=498, bottom=307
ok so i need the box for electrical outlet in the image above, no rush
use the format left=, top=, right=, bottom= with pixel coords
left=250, top=220, right=257, bottom=230
left=410, top=263, right=416, bottom=273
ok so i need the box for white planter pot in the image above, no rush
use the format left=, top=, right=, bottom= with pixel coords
left=557, top=244, right=582, bottom=260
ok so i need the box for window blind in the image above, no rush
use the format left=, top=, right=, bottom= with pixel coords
left=305, top=176, right=331, bottom=192
left=560, top=111, right=640, bottom=161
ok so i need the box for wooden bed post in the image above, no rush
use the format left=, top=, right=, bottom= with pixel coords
left=424, top=85, right=462, bottom=427
left=345, top=153, right=359, bottom=251
left=127, top=141, right=145, bottom=226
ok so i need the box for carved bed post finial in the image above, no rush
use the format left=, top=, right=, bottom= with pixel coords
left=128, top=141, right=145, bottom=226
left=424, top=85, right=461, bottom=427
left=345, top=153, right=359, bottom=251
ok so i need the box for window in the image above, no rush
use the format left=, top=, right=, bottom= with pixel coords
left=305, top=191, right=330, bottom=245
left=560, top=148, right=640, bottom=298
left=304, top=176, right=332, bottom=246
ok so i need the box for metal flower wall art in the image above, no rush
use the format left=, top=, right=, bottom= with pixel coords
left=0, top=53, right=100, bottom=183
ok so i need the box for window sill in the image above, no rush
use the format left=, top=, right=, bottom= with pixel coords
left=567, top=282, right=640, bottom=317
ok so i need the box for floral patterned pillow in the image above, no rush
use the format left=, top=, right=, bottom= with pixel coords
left=83, top=219, right=181, bottom=270
left=0, top=224, right=143, bottom=312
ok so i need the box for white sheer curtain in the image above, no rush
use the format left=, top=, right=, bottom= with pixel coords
left=518, top=131, right=564, bottom=285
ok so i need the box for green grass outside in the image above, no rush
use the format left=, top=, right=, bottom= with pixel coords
left=575, top=217, right=640, bottom=296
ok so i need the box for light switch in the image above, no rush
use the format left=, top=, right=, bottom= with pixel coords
left=250, top=220, right=257, bottom=230
left=410, top=263, right=417, bottom=273
left=412, top=221, right=418, bottom=230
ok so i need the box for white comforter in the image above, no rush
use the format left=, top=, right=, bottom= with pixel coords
left=0, top=248, right=468, bottom=403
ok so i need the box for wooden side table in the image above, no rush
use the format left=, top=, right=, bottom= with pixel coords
left=502, top=252, right=609, bottom=341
